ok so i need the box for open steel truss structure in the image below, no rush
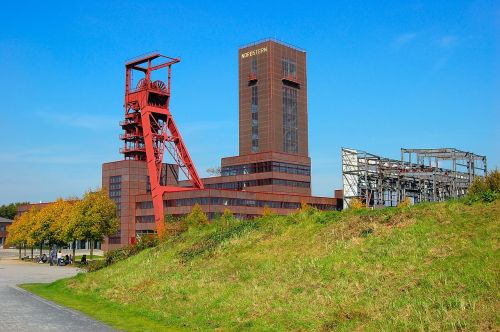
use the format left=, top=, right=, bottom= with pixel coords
left=121, top=52, right=204, bottom=236
left=342, top=147, right=487, bottom=209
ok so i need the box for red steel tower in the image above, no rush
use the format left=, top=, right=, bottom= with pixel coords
left=121, top=52, right=204, bottom=236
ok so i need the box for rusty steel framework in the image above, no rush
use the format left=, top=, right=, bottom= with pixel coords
left=342, top=147, right=487, bottom=209
left=121, top=52, right=204, bottom=236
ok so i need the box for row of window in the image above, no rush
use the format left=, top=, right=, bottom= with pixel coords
left=136, top=230, right=156, bottom=236
left=108, top=236, right=121, bottom=244
left=109, top=190, right=121, bottom=197
left=166, top=197, right=302, bottom=209
left=205, top=178, right=310, bottom=190
left=110, top=176, right=122, bottom=184
left=249, top=57, right=297, bottom=78
left=221, top=161, right=310, bottom=176
left=110, top=183, right=121, bottom=190
left=137, top=201, right=154, bottom=209
left=165, top=197, right=336, bottom=210
left=136, top=215, right=155, bottom=223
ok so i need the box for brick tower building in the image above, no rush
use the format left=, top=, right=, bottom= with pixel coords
left=101, top=39, right=339, bottom=250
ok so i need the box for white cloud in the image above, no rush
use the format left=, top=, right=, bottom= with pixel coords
left=393, top=33, right=417, bottom=48
left=438, top=35, right=458, bottom=48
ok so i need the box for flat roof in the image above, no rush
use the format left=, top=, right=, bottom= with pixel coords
left=0, top=217, right=13, bottom=224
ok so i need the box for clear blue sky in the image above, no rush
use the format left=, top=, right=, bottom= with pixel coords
left=0, top=1, right=498, bottom=204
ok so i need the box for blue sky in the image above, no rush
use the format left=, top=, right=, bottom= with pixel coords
left=0, top=0, right=498, bottom=204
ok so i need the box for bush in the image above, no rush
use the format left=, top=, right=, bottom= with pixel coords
left=84, top=260, right=107, bottom=272
left=466, top=170, right=500, bottom=203
left=486, top=169, right=500, bottom=192
left=83, top=234, right=159, bottom=272
left=262, top=206, right=274, bottom=216
left=185, top=204, right=209, bottom=229
left=397, top=197, right=412, bottom=208
left=220, top=208, right=234, bottom=228
left=349, top=198, right=365, bottom=210
left=468, top=177, right=488, bottom=197
left=136, top=234, right=159, bottom=250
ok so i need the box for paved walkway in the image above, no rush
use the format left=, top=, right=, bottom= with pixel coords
left=0, top=259, right=115, bottom=331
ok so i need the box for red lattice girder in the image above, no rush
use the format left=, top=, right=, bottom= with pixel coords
left=121, top=53, right=204, bottom=237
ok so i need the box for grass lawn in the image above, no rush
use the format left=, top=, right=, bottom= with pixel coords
left=22, top=199, right=500, bottom=331
left=21, top=281, right=182, bottom=331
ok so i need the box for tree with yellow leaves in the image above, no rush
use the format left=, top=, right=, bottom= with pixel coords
left=72, top=189, right=119, bottom=258
left=184, top=204, right=209, bottom=229
left=6, top=207, right=38, bottom=258
left=29, top=200, right=71, bottom=255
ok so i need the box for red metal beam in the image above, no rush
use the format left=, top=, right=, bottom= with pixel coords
left=121, top=54, right=203, bottom=237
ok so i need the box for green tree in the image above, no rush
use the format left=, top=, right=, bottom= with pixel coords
left=468, top=176, right=488, bottom=197
left=0, top=202, right=27, bottom=220
left=72, top=189, right=119, bottom=258
left=467, top=170, right=500, bottom=202
left=485, top=169, right=500, bottom=192
left=185, top=204, right=209, bottom=229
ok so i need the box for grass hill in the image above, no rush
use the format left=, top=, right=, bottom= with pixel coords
left=24, top=199, right=499, bottom=331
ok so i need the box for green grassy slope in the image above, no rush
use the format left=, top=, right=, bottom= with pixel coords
left=24, top=200, right=500, bottom=331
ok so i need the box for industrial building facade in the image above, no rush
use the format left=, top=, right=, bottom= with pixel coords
left=342, top=147, right=487, bottom=208
left=102, top=39, right=340, bottom=250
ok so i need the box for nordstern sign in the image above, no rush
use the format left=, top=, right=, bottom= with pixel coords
left=241, top=47, right=268, bottom=59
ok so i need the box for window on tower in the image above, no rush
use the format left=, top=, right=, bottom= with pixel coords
left=251, top=58, right=257, bottom=74
left=282, top=58, right=297, bottom=78
left=251, top=85, right=259, bottom=152
left=283, top=86, right=298, bottom=154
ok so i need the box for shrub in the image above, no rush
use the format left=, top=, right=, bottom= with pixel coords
left=136, top=234, right=159, bottom=250
left=349, top=198, right=365, bottom=210
left=220, top=208, right=234, bottom=227
left=397, top=197, right=412, bottom=208
left=300, top=201, right=311, bottom=212
left=466, top=170, right=500, bottom=203
left=84, top=260, right=107, bottom=272
left=486, top=169, right=500, bottom=192
left=468, top=177, right=488, bottom=197
left=185, top=204, right=209, bottom=229
left=164, top=214, right=178, bottom=224
left=262, top=206, right=274, bottom=216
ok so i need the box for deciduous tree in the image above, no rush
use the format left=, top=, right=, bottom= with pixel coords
left=72, top=189, right=119, bottom=258
left=185, top=204, right=209, bottom=229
